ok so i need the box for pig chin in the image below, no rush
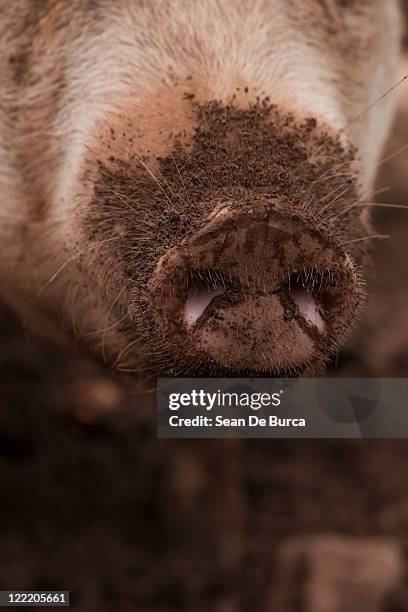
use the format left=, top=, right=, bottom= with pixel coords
left=86, top=100, right=367, bottom=377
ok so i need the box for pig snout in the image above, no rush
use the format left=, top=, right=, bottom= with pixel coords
left=70, top=100, right=371, bottom=377
left=148, top=201, right=362, bottom=375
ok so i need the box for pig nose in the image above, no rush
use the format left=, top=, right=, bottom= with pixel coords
left=183, top=273, right=325, bottom=333
left=148, top=201, right=363, bottom=375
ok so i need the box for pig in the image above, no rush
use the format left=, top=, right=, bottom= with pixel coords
left=0, top=0, right=403, bottom=377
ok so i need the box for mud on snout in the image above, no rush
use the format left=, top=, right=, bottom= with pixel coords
left=83, top=100, right=368, bottom=377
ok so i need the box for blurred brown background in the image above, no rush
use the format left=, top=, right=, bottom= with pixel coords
left=0, top=29, right=408, bottom=612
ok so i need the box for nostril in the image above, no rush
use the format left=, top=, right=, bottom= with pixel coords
left=285, top=272, right=332, bottom=333
left=184, top=272, right=226, bottom=328
left=288, top=286, right=325, bottom=333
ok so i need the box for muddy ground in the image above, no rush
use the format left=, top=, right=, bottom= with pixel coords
left=1, top=65, right=408, bottom=612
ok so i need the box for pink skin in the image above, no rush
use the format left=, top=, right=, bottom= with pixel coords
left=184, top=285, right=325, bottom=333
left=184, top=285, right=225, bottom=328
left=288, top=287, right=325, bottom=332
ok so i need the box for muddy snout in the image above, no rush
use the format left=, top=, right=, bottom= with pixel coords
left=148, top=201, right=363, bottom=374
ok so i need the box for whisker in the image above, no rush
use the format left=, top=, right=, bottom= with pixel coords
left=113, top=337, right=140, bottom=369
left=319, top=180, right=351, bottom=204
left=101, top=287, right=127, bottom=362
left=345, top=73, right=408, bottom=128
left=37, top=236, right=120, bottom=296
left=84, top=310, right=130, bottom=338
left=148, top=155, right=184, bottom=206
left=170, top=152, right=190, bottom=203
left=310, top=159, right=358, bottom=185
left=311, top=172, right=353, bottom=185
left=343, top=234, right=390, bottom=245
left=366, top=202, right=408, bottom=211
left=318, top=185, right=352, bottom=217
left=329, top=200, right=359, bottom=221
left=366, top=185, right=391, bottom=200
left=132, top=153, right=179, bottom=215
left=377, top=142, right=408, bottom=168
left=103, top=185, right=138, bottom=215
left=331, top=186, right=393, bottom=221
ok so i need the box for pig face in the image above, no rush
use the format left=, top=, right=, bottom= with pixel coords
left=0, top=0, right=402, bottom=376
